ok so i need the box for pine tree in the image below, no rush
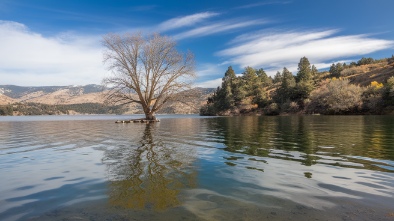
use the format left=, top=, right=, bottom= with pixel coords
left=296, top=56, right=312, bottom=82
left=273, top=71, right=283, bottom=84
left=275, top=67, right=296, bottom=103
left=256, top=68, right=271, bottom=86
left=241, top=66, right=258, bottom=96
left=219, top=66, right=237, bottom=109
left=294, top=57, right=315, bottom=100
left=329, top=62, right=344, bottom=78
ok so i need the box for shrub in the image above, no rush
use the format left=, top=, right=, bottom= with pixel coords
left=281, top=101, right=300, bottom=113
left=340, top=67, right=358, bottom=77
left=357, top=57, right=375, bottom=66
left=199, top=104, right=217, bottom=116
left=370, top=81, right=384, bottom=89
left=383, top=76, right=394, bottom=106
left=307, top=79, right=364, bottom=114
left=362, top=82, right=384, bottom=114
left=265, top=103, right=280, bottom=115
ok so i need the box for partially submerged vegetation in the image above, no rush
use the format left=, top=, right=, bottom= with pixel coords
left=102, top=32, right=195, bottom=121
left=200, top=55, right=394, bottom=116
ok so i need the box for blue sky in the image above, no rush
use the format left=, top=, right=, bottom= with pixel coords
left=1, top=0, right=394, bottom=87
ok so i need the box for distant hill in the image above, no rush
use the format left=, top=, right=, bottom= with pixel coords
left=0, top=84, right=103, bottom=101
left=0, top=84, right=214, bottom=115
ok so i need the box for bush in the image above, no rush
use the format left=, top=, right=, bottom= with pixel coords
left=307, top=79, right=364, bottom=114
left=264, top=103, right=280, bottom=115
left=199, top=104, right=217, bottom=116
left=383, top=76, right=394, bottom=106
left=281, top=101, right=300, bottom=113
left=340, top=67, right=358, bottom=77
left=357, top=57, right=375, bottom=66
left=362, top=82, right=384, bottom=114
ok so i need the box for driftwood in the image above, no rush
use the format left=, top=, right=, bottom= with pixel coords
left=115, top=118, right=160, bottom=124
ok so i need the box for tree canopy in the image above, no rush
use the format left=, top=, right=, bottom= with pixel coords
left=102, top=32, right=195, bottom=120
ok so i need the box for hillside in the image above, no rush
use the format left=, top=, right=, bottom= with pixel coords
left=0, top=94, right=15, bottom=105
left=345, top=61, right=394, bottom=86
left=0, top=84, right=214, bottom=115
left=201, top=56, right=394, bottom=116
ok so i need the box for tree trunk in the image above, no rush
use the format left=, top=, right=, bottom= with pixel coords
left=145, top=112, right=156, bottom=121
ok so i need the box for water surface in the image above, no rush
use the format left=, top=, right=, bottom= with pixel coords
left=0, top=115, right=393, bottom=220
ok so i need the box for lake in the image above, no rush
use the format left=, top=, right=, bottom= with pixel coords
left=0, top=115, right=393, bottom=220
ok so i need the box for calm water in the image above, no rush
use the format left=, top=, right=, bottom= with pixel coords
left=0, top=115, right=393, bottom=220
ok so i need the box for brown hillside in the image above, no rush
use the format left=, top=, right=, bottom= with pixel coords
left=18, top=89, right=105, bottom=105
left=343, top=61, right=394, bottom=86
left=0, top=94, right=15, bottom=105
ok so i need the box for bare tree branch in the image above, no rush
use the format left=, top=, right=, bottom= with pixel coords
left=102, top=32, right=196, bottom=120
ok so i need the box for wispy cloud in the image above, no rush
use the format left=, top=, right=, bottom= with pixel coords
left=196, top=78, right=223, bottom=88
left=157, top=12, right=219, bottom=32
left=196, top=63, right=224, bottom=78
left=0, top=20, right=105, bottom=86
left=217, top=29, right=394, bottom=75
left=236, top=1, right=292, bottom=9
left=174, top=19, right=267, bottom=40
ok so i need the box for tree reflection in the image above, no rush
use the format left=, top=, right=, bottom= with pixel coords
left=205, top=116, right=394, bottom=172
left=104, top=123, right=197, bottom=210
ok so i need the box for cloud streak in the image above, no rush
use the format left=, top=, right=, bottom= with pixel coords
left=174, top=19, right=267, bottom=40
left=157, top=12, right=219, bottom=32
left=217, top=29, right=394, bottom=75
left=236, top=1, right=292, bottom=9
left=0, top=20, right=105, bottom=86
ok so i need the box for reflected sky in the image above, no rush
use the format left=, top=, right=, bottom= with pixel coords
left=0, top=115, right=393, bottom=220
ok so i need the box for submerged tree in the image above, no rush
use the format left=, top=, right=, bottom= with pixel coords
left=102, top=32, right=195, bottom=120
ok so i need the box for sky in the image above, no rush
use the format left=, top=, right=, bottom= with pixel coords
left=1, top=0, right=394, bottom=88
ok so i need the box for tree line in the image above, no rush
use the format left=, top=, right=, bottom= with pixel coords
left=200, top=56, right=394, bottom=115
left=0, top=103, right=127, bottom=116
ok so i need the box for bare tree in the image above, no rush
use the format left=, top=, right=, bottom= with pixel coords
left=102, top=32, right=195, bottom=120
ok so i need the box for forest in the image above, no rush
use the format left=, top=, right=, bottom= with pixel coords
left=200, top=56, right=394, bottom=116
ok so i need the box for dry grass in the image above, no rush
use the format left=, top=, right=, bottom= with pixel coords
left=0, top=94, right=15, bottom=105
left=344, top=61, right=394, bottom=86
left=18, top=90, right=105, bottom=105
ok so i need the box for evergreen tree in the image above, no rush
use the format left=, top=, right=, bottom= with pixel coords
left=223, top=66, right=236, bottom=82
left=219, top=66, right=237, bottom=109
left=296, top=57, right=312, bottom=82
left=256, top=68, right=271, bottom=86
left=273, top=71, right=283, bottom=84
left=311, top=65, right=320, bottom=82
left=311, top=65, right=318, bottom=77
left=275, top=67, right=296, bottom=103
left=282, top=68, right=296, bottom=90
left=329, top=62, right=344, bottom=78
left=242, top=66, right=257, bottom=93
left=294, top=57, right=315, bottom=100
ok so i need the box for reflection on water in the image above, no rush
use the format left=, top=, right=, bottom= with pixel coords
left=209, top=116, right=394, bottom=172
left=106, top=124, right=197, bottom=210
left=0, top=115, right=393, bottom=221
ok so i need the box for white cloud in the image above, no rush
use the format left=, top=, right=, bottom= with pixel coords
left=174, top=19, right=267, bottom=40
left=236, top=1, right=292, bottom=9
left=0, top=20, right=105, bottom=86
left=217, top=29, right=394, bottom=76
left=157, top=12, right=219, bottom=32
left=195, top=63, right=232, bottom=88
left=195, top=78, right=222, bottom=88
left=196, top=63, right=224, bottom=77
